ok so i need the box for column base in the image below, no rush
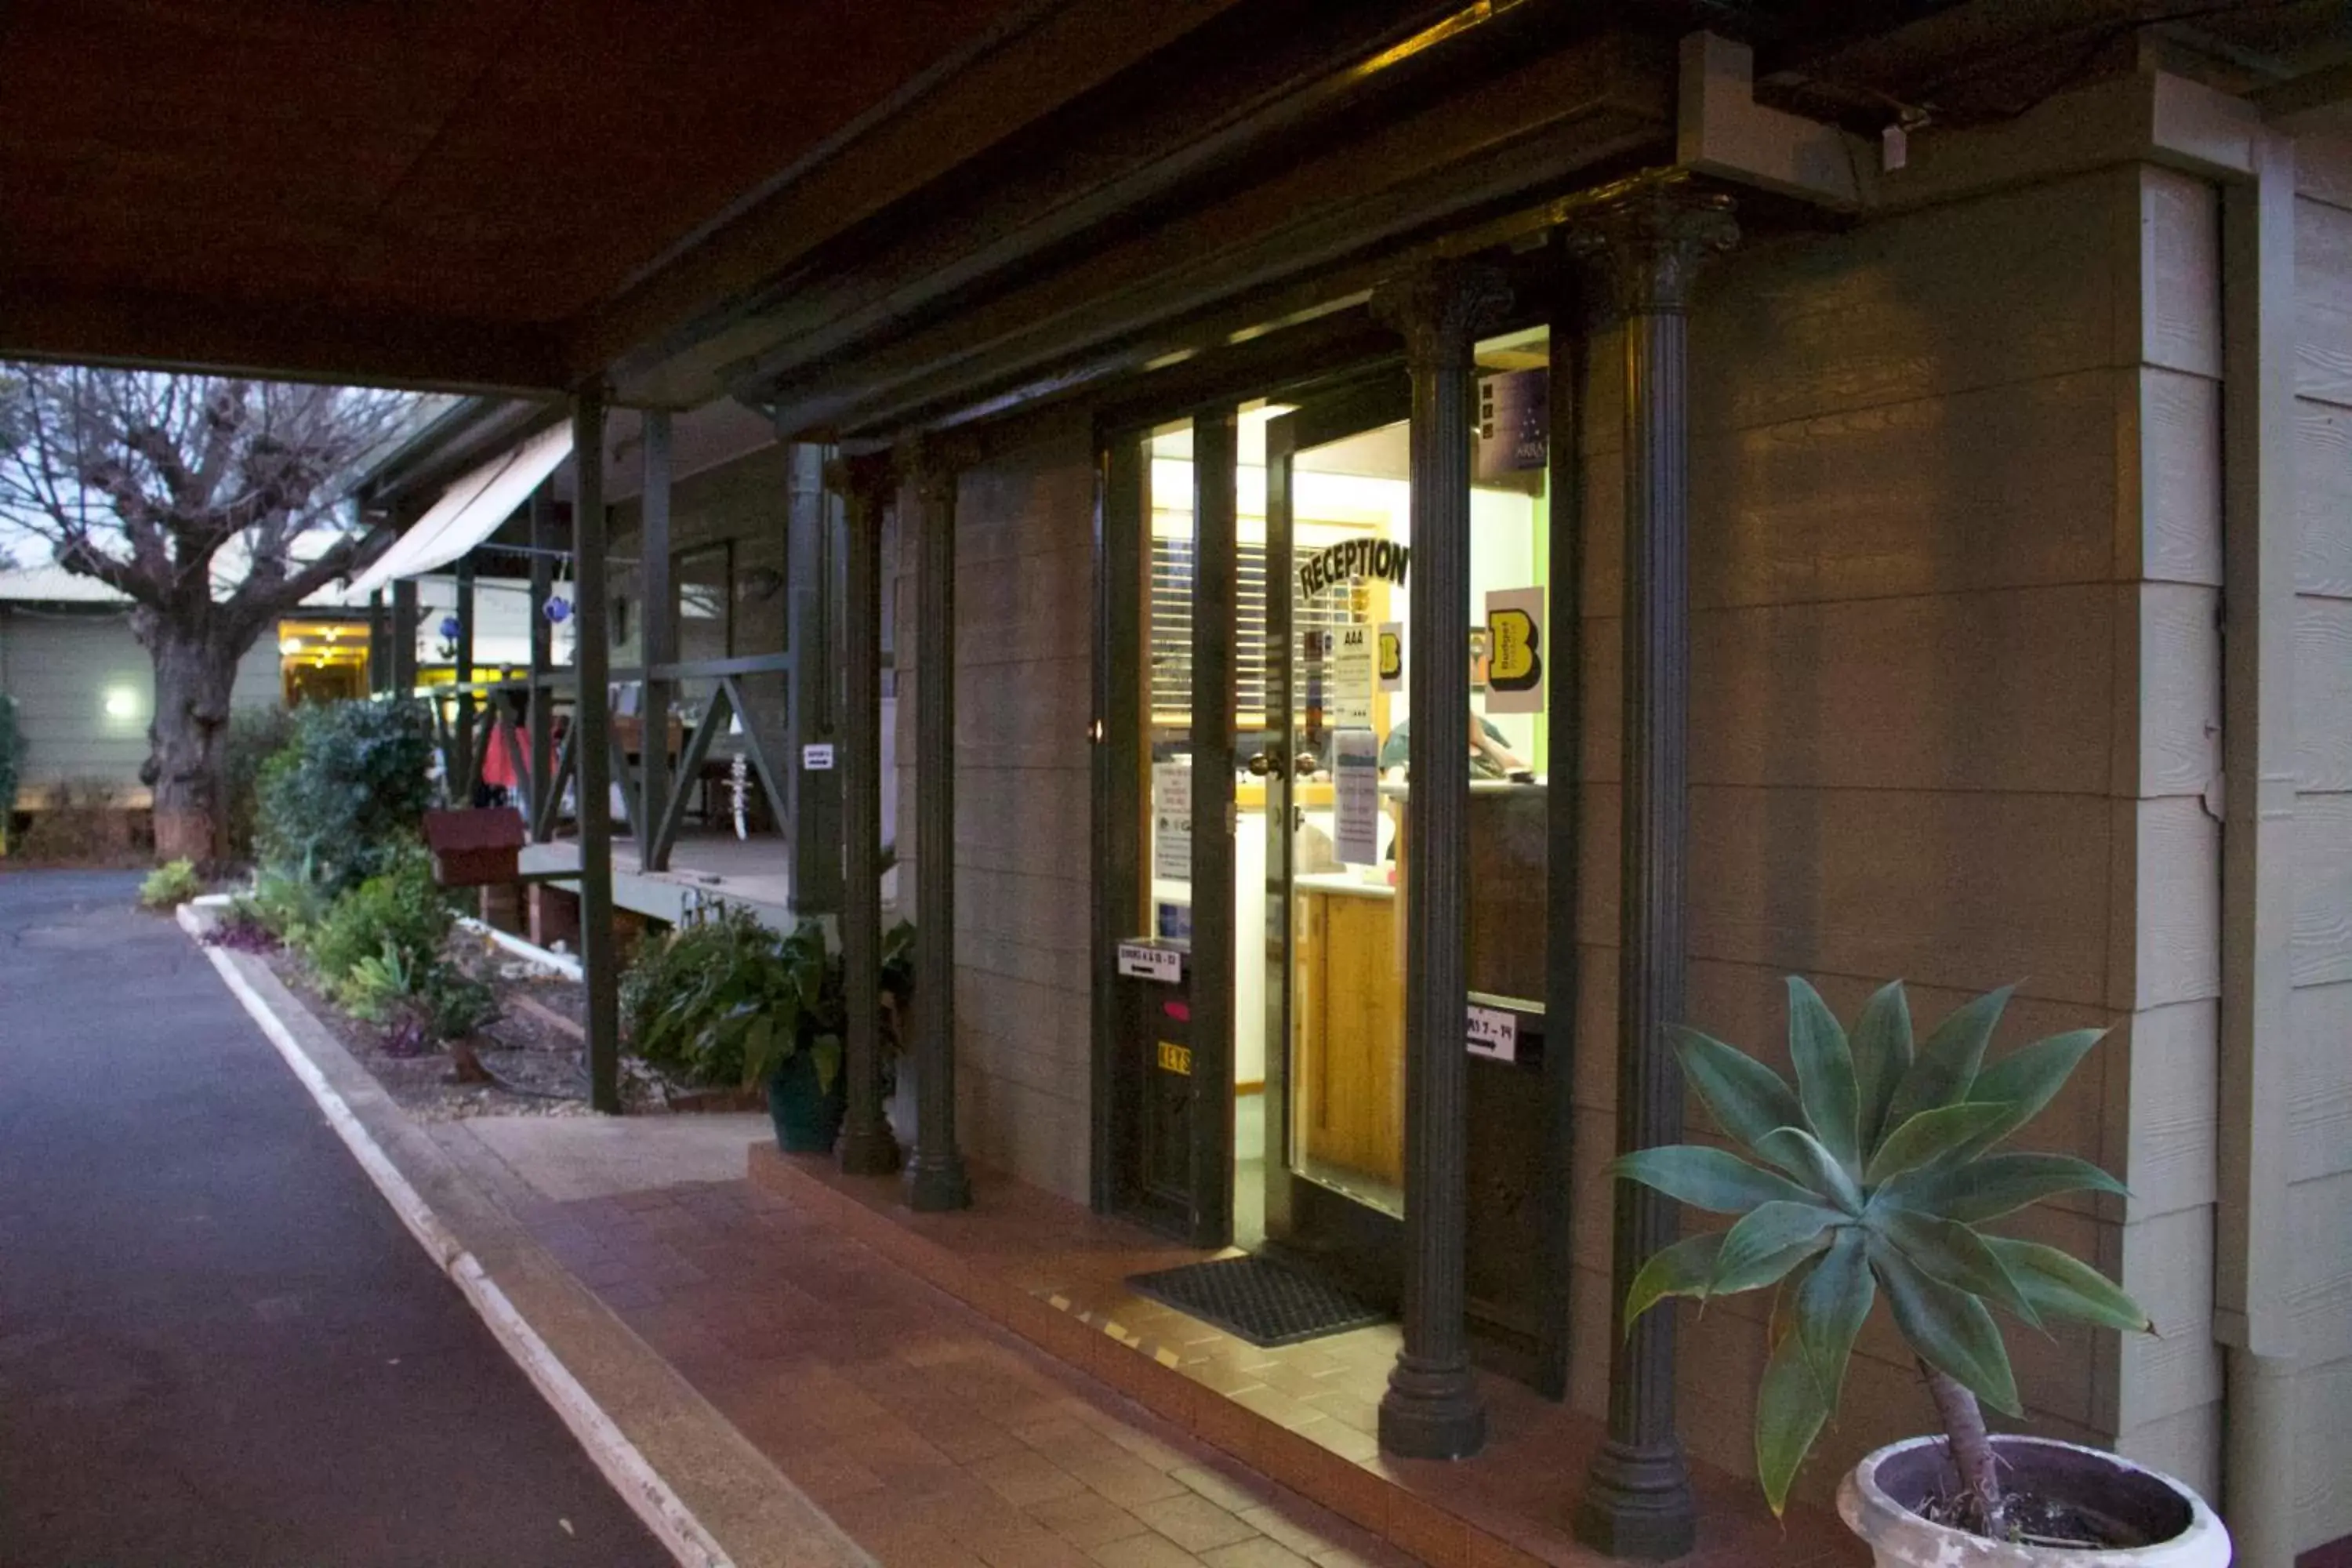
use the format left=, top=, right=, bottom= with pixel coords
left=836, top=1121, right=902, bottom=1177
left=902, top=1151, right=971, bottom=1212
left=1377, top=1352, right=1487, bottom=1461
left=1573, top=1437, right=1697, bottom=1560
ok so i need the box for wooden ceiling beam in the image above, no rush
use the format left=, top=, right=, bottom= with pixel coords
left=0, top=281, right=571, bottom=394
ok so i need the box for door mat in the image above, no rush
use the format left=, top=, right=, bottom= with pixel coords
left=1126, top=1254, right=1387, bottom=1348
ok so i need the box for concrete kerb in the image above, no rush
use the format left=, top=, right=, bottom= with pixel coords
left=176, top=904, right=874, bottom=1568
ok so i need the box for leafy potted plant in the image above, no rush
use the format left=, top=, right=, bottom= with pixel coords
left=621, top=907, right=916, bottom=1153
left=1613, top=979, right=2228, bottom=1566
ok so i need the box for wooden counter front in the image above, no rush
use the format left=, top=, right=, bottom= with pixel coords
left=1290, top=881, right=1403, bottom=1188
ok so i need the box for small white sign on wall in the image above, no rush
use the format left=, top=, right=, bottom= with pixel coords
left=1467, top=1004, right=1518, bottom=1063
left=1117, top=942, right=1183, bottom=983
left=801, top=742, right=837, bottom=770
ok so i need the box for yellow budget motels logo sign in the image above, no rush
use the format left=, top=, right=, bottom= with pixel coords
left=1484, top=587, right=1544, bottom=714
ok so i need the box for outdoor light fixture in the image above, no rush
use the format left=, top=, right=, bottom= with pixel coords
left=102, top=687, right=139, bottom=720
left=280, top=636, right=302, bottom=654
left=438, top=615, right=463, bottom=640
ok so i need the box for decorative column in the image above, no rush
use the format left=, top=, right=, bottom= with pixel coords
left=1372, top=259, right=1510, bottom=1463
left=572, top=388, right=622, bottom=1116
left=832, top=452, right=902, bottom=1177
left=453, top=555, right=476, bottom=800
left=637, top=410, right=674, bottom=873
left=786, top=442, right=845, bottom=913
left=366, top=590, right=388, bottom=695
left=390, top=577, right=419, bottom=694
left=901, top=438, right=971, bottom=1211
left=526, top=484, right=556, bottom=835
left=1566, top=169, right=1736, bottom=1560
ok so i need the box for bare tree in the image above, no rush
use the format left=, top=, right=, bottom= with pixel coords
left=0, top=368, right=415, bottom=862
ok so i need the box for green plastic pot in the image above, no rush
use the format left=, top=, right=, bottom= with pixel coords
left=766, top=1049, right=845, bottom=1154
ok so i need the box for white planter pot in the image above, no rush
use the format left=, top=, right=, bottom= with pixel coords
left=1838, top=1435, right=2229, bottom=1568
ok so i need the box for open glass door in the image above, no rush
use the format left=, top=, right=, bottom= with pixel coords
left=1255, top=375, right=1414, bottom=1300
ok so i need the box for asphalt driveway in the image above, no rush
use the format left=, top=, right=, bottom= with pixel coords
left=0, top=871, right=669, bottom=1566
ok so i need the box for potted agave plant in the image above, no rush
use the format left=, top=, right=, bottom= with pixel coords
left=1613, top=980, right=2229, bottom=1566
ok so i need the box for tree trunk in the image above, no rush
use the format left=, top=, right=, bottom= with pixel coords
left=1921, top=1358, right=2007, bottom=1536
left=145, top=630, right=241, bottom=866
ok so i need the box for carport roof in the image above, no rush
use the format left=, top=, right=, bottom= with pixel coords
left=0, top=0, right=1094, bottom=390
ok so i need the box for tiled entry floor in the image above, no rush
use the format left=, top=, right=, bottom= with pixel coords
left=515, top=1151, right=1864, bottom=1568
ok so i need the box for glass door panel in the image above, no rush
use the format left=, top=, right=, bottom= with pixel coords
left=1259, top=376, right=1412, bottom=1295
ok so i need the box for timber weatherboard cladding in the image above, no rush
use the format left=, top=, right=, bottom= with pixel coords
left=1560, top=161, right=2236, bottom=1510
left=2284, top=148, right=2352, bottom=1552
left=895, top=417, right=1099, bottom=1205
left=0, top=609, right=279, bottom=800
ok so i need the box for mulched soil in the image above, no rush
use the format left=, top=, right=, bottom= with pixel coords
left=256, top=930, right=684, bottom=1122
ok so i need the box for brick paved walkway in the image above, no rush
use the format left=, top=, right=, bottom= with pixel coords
left=523, top=1178, right=1420, bottom=1567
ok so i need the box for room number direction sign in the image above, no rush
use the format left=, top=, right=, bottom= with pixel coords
left=1118, top=942, right=1183, bottom=984
left=1466, top=1004, right=1518, bottom=1062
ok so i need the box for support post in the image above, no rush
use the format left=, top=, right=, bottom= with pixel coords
left=1189, top=410, right=1239, bottom=1250
left=902, top=438, right=971, bottom=1212
left=1371, top=260, right=1510, bottom=1463
left=786, top=441, right=844, bottom=913
left=833, top=453, right=902, bottom=1176
left=638, top=411, right=675, bottom=873
left=454, top=556, right=477, bottom=800
left=528, top=485, right=556, bottom=836
left=1566, top=169, right=1735, bottom=1560
left=572, top=390, right=622, bottom=1116
left=390, top=577, right=419, bottom=695
left=367, top=590, right=387, bottom=695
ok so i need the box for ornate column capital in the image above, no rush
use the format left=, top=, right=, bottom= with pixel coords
left=825, top=450, right=898, bottom=514
left=1370, top=260, right=1512, bottom=370
left=895, top=432, right=976, bottom=506
left=1563, top=169, right=1738, bottom=317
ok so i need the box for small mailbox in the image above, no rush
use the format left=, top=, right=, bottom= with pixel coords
left=421, top=809, right=528, bottom=889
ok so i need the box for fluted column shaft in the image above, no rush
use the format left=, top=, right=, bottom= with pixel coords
left=1567, top=169, right=1735, bottom=1561
left=903, top=443, right=971, bottom=1211
left=834, top=453, right=902, bottom=1177
left=1374, top=260, right=1509, bottom=1463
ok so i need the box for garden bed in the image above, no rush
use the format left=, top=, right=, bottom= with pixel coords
left=242, top=926, right=689, bottom=1122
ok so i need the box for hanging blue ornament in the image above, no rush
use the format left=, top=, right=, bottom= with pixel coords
left=437, top=615, right=463, bottom=641
left=544, top=597, right=572, bottom=623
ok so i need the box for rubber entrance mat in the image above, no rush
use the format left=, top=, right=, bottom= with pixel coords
left=1126, top=1254, right=1388, bottom=1348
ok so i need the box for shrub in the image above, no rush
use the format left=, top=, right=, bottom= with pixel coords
left=256, top=697, right=434, bottom=892
left=619, top=906, right=916, bottom=1091
left=238, top=859, right=332, bottom=944
left=12, top=777, right=140, bottom=864
left=139, top=858, right=203, bottom=909
left=219, top=706, right=296, bottom=865
left=303, top=842, right=453, bottom=985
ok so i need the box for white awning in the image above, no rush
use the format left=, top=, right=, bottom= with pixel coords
left=350, top=421, right=572, bottom=596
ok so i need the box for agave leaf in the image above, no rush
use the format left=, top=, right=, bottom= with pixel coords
left=1851, top=980, right=1914, bottom=1156
left=1755, top=1317, right=1830, bottom=1519
left=1862, top=1102, right=2016, bottom=1188
left=1872, top=1207, right=2042, bottom=1330
left=1870, top=1235, right=2023, bottom=1416
left=1768, top=1254, right=1821, bottom=1352
left=1755, top=1127, right=1865, bottom=1214
left=1624, top=1232, right=1723, bottom=1327
left=1796, top=1226, right=1875, bottom=1410
left=1787, top=978, right=1861, bottom=1172
left=1886, top=1152, right=2127, bottom=1224
left=1947, top=1028, right=2107, bottom=1160
left=1882, top=985, right=2013, bottom=1128
left=1608, top=1145, right=1819, bottom=1214
left=1668, top=1025, right=1804, bottom=1155
left=1984, top=1237, right=2153, bottom=1333
left=1710, top=1201, right=1846, bottom=1293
